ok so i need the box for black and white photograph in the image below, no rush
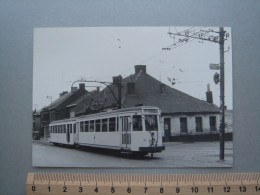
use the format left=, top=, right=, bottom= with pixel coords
left=32, top=27, right=233, bottom=167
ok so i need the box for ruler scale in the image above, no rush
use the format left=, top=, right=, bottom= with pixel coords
left=27, top=172, right=260, bottom=195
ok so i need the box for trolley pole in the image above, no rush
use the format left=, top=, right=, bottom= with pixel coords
left=219, top=27, right=225, bottom=160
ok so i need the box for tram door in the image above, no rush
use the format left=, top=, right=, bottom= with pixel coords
left=121, top=117, right=131, bottom=149
left=66, top=124, right=70, bottom=143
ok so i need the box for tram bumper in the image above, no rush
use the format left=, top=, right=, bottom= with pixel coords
left=139, top=146, right=165, bottom=153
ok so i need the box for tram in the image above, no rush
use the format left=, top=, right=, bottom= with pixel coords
left=49, top=106, right=165, bottom=155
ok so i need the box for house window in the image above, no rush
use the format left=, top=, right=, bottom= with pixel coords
left=210, top=116, right=216, bottom=131
left=102, top=119, right=108, bottom=132
left=109, top=118, right=116, bottom=132
left=180, top=117, right=188, bottom=133
left=195, top=117, right=203, bottom=132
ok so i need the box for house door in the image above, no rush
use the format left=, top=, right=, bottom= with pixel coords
left=121, top=117, right=131, bottom=150
left=164, top=118, right=171, bottom=142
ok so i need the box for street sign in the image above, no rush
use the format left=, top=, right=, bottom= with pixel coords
left=209, top=63, right=220, bottom=70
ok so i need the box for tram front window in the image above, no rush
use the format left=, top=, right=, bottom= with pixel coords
left=145, top=115, right=158, bottom=131
left=133, top=115, right=142, bottom=131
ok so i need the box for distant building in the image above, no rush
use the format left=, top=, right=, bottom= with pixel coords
left=37, top=83, right=87, bottom=139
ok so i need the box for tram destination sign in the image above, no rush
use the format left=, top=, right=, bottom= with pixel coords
left=143, top=109, right=159, bottom=114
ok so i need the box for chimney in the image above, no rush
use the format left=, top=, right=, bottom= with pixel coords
left=71, top=86, right=77, bottom=91
left=135, top=65, right=146, bottom=74
left=96, top=87, right=100, bottom=92
left=127, top=82, right=135, bottom=94
left=112, top=75, right=122, bottom=85
left=59, top=91, right=68, bottom=97
left=206, top=84, right=213, bottom=103
left=160, top=83, right=166, bottom=94
left=79, top=83, right=85, bottom=90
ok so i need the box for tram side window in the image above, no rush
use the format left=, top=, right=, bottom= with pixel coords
left=90, top=120, right=94, bottom=132
left=133, top=115, right=142, bottom=131
left=63, top=125, right=66, bottom=133
left=80, top=122, right=84, bottom=132
left=85, top=121, right=89, bottom=132
left=96, top=120, right=101, bottom=132
left=102, top=119, right=108, bottom=132
left=70, top=124, right=72, bottom=133
left=145, top=115, right=158, bottom=131
left=109, top=118, right=116, bottom=132
left=73, top=124, right=76, bottom=133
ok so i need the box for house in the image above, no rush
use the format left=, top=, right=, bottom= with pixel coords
left=82, top=65, right=228, bottom=141
left=38, top=83, right=87, bottom=139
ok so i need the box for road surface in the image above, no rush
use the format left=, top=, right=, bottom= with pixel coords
left=32, top=141, right=233, bottom=167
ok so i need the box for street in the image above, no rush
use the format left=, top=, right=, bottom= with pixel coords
left=32, top=141, right=233, bottom=167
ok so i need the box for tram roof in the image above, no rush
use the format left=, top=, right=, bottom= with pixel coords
left=78, top=106, right=160, bottom=119
left=50, top=106, right=159, bottom=124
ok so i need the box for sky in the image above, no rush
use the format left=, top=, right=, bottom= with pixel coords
left=33, top=27, right=232, bottom=111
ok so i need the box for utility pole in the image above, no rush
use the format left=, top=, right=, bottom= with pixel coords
left=166, top=27, right=229, bottom=160
left=219, top=27, right=225, bottom=160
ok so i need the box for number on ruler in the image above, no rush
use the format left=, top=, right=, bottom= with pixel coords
left=256, top=186, right=260, bottom=192
left=224, top=186, right=231, bottom=193
left=94, top=187, right=98, bottom=193
left=144, top=187, right=148, bottom=193
left=79, top=186, right=83, bottom=192
left=191, top=187, right=199, bottom=193
left=31, top=186, right=36, bottom=191
left=63, top=186, right=67, bottom=192
left=239, top=186, right=246, bottom=192
left=176, top=187, right=180, bottom=193
left=127, top=187, right=131, bottom=193
left=111, top=187, right=115, bottom=193
left=160, top=187, right=164, bottom=193
left=207, top=187, right=214, bottom=193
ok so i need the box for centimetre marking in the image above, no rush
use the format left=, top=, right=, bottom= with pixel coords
left=27, top=172, right=260, bottom=195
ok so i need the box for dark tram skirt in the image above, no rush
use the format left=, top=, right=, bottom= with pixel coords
left=139, top=146, right=165, bottom=153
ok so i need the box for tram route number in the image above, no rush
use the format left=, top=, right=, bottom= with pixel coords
left=30, top=185, right=260, bottom=194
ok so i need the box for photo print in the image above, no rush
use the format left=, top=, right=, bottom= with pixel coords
left=32, top=27, right=233, bottom=167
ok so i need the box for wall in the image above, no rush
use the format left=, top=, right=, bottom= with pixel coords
left=161, top=113, right=221, bottom=136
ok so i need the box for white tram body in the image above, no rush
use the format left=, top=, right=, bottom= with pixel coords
left=49, top=106, right=165, bottom=155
